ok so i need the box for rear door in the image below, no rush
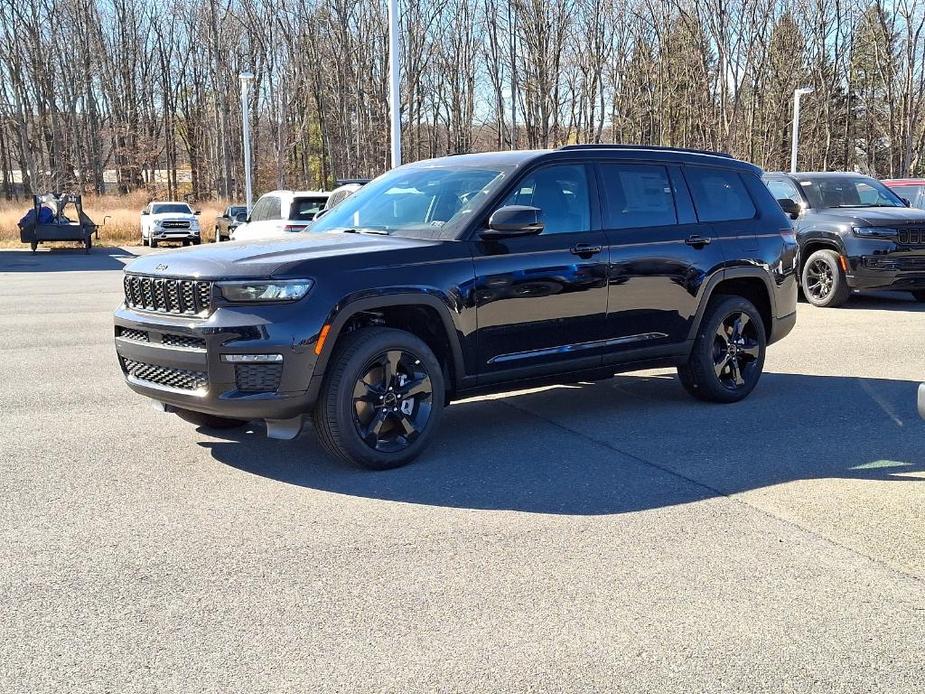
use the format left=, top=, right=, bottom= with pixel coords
left=472, top=162, right=610, bottom=379
left=598, top=161, right=725, bottom=353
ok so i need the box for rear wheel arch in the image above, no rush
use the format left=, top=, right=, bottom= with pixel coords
left=690, top=271, right=775, bottom=343
left=315, top=294, right=466, bottom=395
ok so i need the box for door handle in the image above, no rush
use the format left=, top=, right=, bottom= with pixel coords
left=685, top=235, right=712, bottom=247
left=570, top=243, right=603, bottom=257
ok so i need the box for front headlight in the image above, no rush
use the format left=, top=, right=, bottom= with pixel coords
left=853, top=226, right=898, bottom=238
left=218, top=279, right=314, bottom=303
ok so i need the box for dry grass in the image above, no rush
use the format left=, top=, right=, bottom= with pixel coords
left=0, top=193, right=227, bottom=248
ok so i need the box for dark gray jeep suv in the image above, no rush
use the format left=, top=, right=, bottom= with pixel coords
left=764, top=171, right=925, bottom=307
left=115, top=146, right=797, bottom=469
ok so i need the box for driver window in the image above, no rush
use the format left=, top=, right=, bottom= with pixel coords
left=501, top=165, right=590, bottom=234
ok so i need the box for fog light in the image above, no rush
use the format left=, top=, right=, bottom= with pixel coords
left=221, top=354, right=283, bottom=363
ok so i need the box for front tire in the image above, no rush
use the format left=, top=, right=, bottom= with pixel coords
left=678, top=295, right=766, bottom=403
left=802, top=249, right=850, bottom=307
left=312, top=327, right=445, bottom=470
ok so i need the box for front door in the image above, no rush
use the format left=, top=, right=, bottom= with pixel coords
left=472, top=163, right=610, bottom=379
left=597, top=162, right=725, bottom=354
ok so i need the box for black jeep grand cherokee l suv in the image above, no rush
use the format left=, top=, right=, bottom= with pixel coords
left=764, top=171, right=925, bottom=307
left=115, top=145, right=797, bottom=469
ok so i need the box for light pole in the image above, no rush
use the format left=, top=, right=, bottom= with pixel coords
left=790, top=87, right=813, bottom=173
left=387, top=0, right=401, bottom=168
left=239, top=71, right=255, bottom=212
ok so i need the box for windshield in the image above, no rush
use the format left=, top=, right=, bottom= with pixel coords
left=886, top=184, right=925, bottom=209
left=152, top=203, right=193, bottom=215
left=799, top=177, right=906, bottom=209
left=311, top=165, right=510, bottom=236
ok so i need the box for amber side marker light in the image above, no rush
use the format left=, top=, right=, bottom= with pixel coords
left=315, top=324, right=331, bottom=355
left=839, top=255, right=849, bottom=272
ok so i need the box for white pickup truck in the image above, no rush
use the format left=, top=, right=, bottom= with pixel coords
left=140, top=201, right=202, bottom=248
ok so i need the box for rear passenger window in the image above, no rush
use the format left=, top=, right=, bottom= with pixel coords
left=598, top=164, right=677, bottom=229
left=687, top=169, right=756, bottom=222
left=290, top=197, right=327, bottom=221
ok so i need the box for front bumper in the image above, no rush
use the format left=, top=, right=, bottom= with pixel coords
left=151, top=229, right=201, bottom=241
left=113, top=302, right=324, bottom=421
left=845, top=240, right=925, bottom=290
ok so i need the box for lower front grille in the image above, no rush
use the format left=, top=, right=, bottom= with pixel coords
left=119, top=327, right=148, bottom=343
left=235, top=364, right=283, bottom=393
left=162, top=333, right=206, bottom=350
left=123, top=358, right=208, bottom=392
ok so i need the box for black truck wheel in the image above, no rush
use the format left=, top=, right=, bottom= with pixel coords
left=313, top=327, right=445, bottom=470
left=678, top=295, right=766, bottom=404
left=802, top=249, right=850, bottom=307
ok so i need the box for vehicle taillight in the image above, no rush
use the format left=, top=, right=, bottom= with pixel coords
left=284, top=224, right=307, bottom=233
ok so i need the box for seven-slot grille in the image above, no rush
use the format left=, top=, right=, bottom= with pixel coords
left=122, top=358, right=208, bottom=392
left=897, top=228, right=925, bottom=246
left=123, top=275, right=212, bottom=316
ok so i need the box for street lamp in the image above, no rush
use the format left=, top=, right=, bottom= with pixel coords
left=387, top=0, right=401, bottom=168
left=790, top=87, right=813, bottom=173
left=239, top=71, right=255, bottom=212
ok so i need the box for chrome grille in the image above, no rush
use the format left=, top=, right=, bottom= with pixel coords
left=162, top=333, right=206, bottom=350
left=123, top=275, right=212, bottom=316
left=897, top=228, right=925, bottom=246
left=122, top=358, right=208, bottom=392
left=119, top=327, right=148, bottom=343
left=235, top=364, right=283, bottom=393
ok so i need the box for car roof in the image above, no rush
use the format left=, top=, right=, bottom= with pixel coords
left=881, top=178, right=925, bottom=186
left=767, top=171, right=876, bottom=179
left=150, top=200, right=190, bottom=205
left=406, top=146, right=758, bottom=173
left=258, top=190, right=329, bottom=198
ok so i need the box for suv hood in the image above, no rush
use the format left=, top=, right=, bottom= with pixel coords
left=125, top=232, right=440, bottom=279
left=811, top=206, right=925, bottom=227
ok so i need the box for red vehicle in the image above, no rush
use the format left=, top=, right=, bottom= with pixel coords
left=881, top=178, right=925, bottom=209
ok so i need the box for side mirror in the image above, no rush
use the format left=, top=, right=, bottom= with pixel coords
left=481, top=205, right=544, bottom=239
left=194, top=210, right=201, bottom=215
left=901, top=197, right=911, bottom=208
left=777, top=198, right=801, bottom=220
left=141, top=209, right=149, bottom=215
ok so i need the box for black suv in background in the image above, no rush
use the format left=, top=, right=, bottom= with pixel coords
left=764, top=171, right=925, bottom=307
left=114, top=146, right=797, bottom=469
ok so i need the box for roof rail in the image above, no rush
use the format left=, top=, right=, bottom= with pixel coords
left=558, top=143, right=733, bottom=159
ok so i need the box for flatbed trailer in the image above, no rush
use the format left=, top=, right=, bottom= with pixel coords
left=19, top=194, right=100, bottom=253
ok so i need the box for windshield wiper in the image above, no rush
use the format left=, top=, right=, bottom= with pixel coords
left=339, top=227, right=391, bottom=235
left=832, top=204, right=899, bottom=208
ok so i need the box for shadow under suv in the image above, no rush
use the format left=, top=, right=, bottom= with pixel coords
left=114, top=145, right=798, bottom=469
left=764, top=171, right=925, bottom=307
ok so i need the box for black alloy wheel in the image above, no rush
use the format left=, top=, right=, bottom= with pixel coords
left=801, top=249, right=849, bottom=307
left=678, top=294, right=766, bottom=403
left=711, top=311, right=761, bottom=391
left=804, top=257, right=834, bottom=302
left=313, top=327, right=445, bottom=470
left=352, top=349, right=434, bottom=453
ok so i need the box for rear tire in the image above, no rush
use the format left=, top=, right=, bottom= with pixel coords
left=150, top=237, right=158, bottom=248
left=678, top=295, right=766, bottom=404
left=312, top=327, right=445, bottom=470
left=801, top=249, right=850, bottom=307
left=176, top=409, right=247, bottom=430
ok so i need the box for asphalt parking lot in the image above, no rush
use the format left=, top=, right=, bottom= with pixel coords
left=1, top=246, right=923, bottom=692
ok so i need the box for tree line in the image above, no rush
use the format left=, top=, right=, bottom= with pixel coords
left=1, top=0, right=924, bottom=201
